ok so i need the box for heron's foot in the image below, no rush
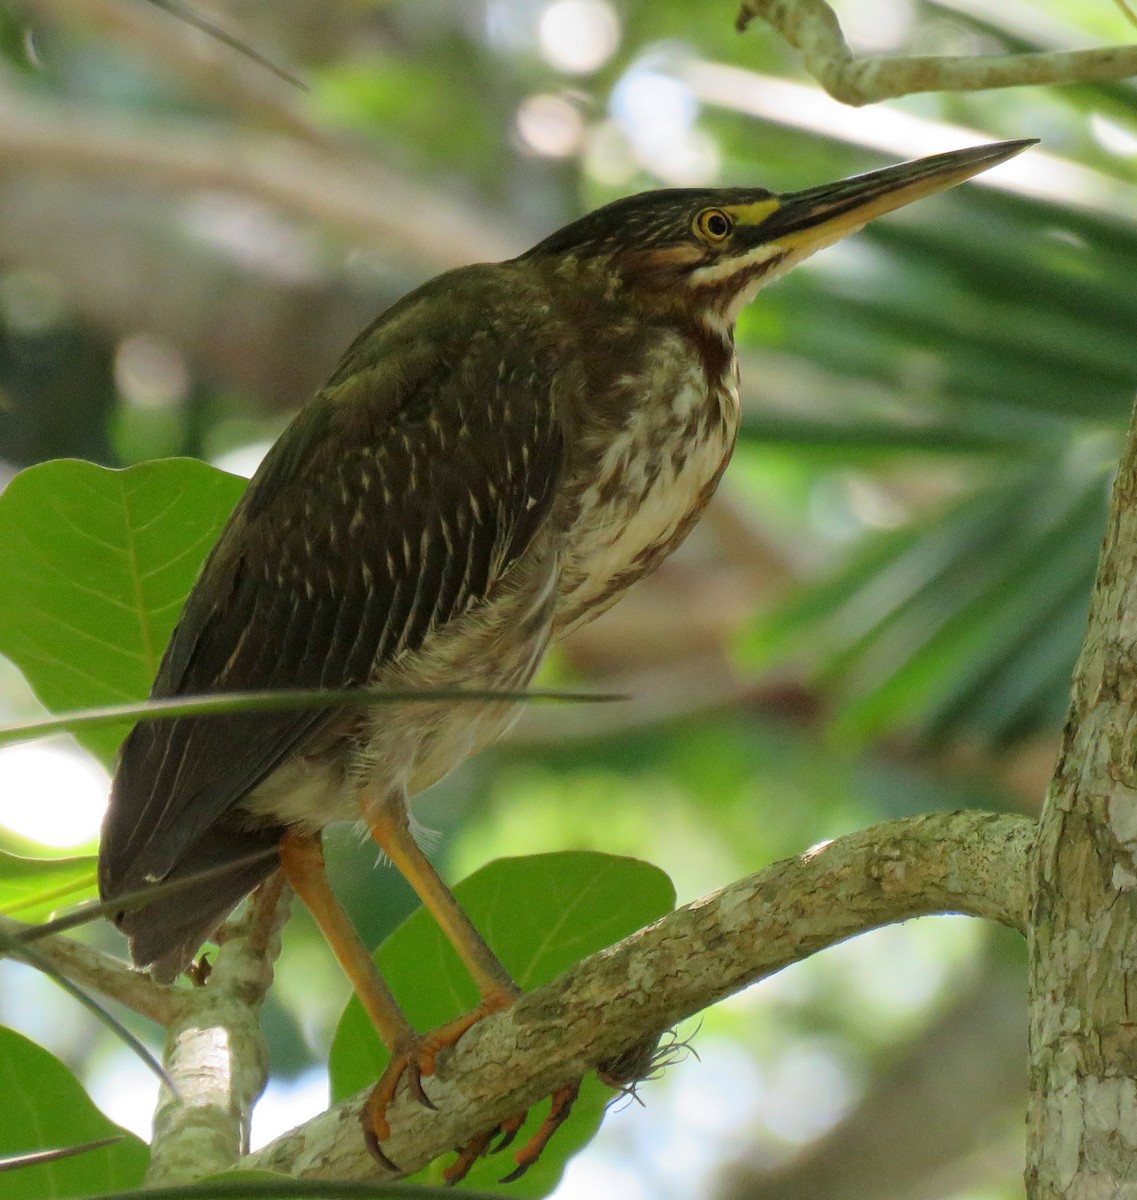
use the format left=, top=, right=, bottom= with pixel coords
left=441, top=1080, right=581, bottom=1184
left=363, top=993, right=517, bottom=1172
left=503, top=1082, right=581, bottom=1182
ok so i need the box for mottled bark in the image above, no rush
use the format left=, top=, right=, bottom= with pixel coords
left=735, top=0, right=1137, bottom=105
left=244, top=811, right=1030, bottom=1181
left=1026, top=404, right=1137, bottom=1197
left=144, top=877, right=290, bottom=1186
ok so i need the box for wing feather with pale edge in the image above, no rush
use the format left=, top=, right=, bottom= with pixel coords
left=99, top=304, right=564, bottom=902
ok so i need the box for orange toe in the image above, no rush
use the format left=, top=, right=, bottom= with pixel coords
left=361, top=991, right=582, bottom=1183
left=442, top=1129, right=495, bottom=1184
left=363, top=999, right=517, bottom=1170
left=500, top=1081, right=581, bottom=1183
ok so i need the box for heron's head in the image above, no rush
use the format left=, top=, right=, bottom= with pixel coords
left=524, top=139, right=1035, bottom=328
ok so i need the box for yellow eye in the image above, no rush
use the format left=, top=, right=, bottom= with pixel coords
left=694, top=208, right=733, bottom=243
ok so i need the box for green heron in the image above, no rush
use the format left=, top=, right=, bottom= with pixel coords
left=98, top=138, right=1034, bottom=1178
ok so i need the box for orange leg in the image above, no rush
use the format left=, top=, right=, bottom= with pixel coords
left=362, top=795, right=579, bottom=1182
left=281, top=822, right=581, bottom=1181
left=280, top=831, right=433, bottom=1170
left=364, top=797, right=518, bottom=1004
left=279, top=831, right=414, bottom=1051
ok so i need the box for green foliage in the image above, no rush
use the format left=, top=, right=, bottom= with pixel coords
left=5, top=2, right=1137, bottom=1198
left=329, top=851, right=675, bottom=1194
left=0, top=1026, right=148, bottom=1197
left=315, top=57, right=502, bottom=185
left=0, top=851, right=96, bottom=920
left=740, top=447, right=1110, bottom=744
left=0, top=458, right=245, bottom=764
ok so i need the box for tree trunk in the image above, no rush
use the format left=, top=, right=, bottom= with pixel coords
left=1027, top=406, right=1137, bottom=1196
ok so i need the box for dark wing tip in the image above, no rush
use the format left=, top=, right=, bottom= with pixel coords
left=105, top=823, right=282, bottom=977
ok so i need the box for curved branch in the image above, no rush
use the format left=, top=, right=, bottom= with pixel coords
left=245, top=810, right=1033, bottom=1181
left=736, top=0, right=1137, bottom=106
left=145, top=876, right=292, bottom=1186
left=0, top=914, right=180, bottom=1025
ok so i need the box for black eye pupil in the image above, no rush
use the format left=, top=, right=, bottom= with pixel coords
left=706, top=213, right=729, bottom=237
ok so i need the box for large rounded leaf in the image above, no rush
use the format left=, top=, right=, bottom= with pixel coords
left=329, top=850, right=675, bottom=1195
left=0, top=458, right=245, bottom=764
left=0, top=1025, right=148, bottom=1197
left=0, top=851, right=97, bottom=920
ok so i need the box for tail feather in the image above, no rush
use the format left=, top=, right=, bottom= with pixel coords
left=102, top=824, right=282, bottom=984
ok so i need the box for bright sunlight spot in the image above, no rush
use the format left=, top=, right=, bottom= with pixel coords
left=611, top=64, right=720, bottom=184
left=538, top=0, right=620, bottom=75
left=0, top=739, right=108, bottom=846
left=213, top=439, right=273, bottom=479
left=1090, top=111, right=1137, bottom=158
left=87, top=1048, right=160, bottom=1141
left=250, top=1068, right=330, bottom=1150
left=516, top=93, right=586, bottom=157
left=114, top=332, right=191, bottom=411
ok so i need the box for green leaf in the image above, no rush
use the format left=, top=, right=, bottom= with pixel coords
left=0, top=458, right=245, bottom=764
left=0, top=1026, right=148, bottom=1197
left=328, top=851, right=675, bottom=1196
left=0, top=851, right=97, bottom=920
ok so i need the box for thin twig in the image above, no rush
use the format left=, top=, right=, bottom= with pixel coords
left=0, top=925, right=174, bottom=1087
left=0, top=914, right=180, bottom=1024
left=15, top=849, right=280, bottom=945
left=145, top=0, right=307, bottom=91
left=24, top=0, right=328, bottom=146
left=0, top=684, right=623, bottom=750
left=0, top=1137, right=123, bottom=1173
left=736, top=0, right=1137, bottom=105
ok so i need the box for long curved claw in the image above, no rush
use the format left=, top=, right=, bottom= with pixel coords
left=363, top=1034, right=439, bottom=1172
left=363, top=1003, right=509, bottom=1170
left=442, top=1129, right=495, bottom=1185
left=443, top=1111, right=524, bottom=1185
left=362, top=992, right=584, bottom=1182
left=365, top=1045, right=419, bottom=1147
left=362, top=1123, right=401, bottom=1174
left=442, top=1083, right=580, bottom=1185
left=490, top=1111, right=526, bottom=1154
left=500, top=1082, right=581, bottom=1183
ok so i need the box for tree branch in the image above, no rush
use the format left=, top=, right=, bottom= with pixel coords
left=0, top=89, right=522, bottom=271
left=0, top=914, right=180, bottom=1026
left=1027, top=396, right=1137, bottom=1196
left=736, top=0, right=1137, bottom=106
left=145, top=876, right=291, bottom=1186
left=243, top=810, right=1033, bottom=1181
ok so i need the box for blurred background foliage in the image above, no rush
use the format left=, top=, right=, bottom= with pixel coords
left=0, top=0, right=1134, bottom=1196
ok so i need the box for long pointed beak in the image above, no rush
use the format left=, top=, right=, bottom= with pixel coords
left=752, top=139, right=1037, bottom=251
